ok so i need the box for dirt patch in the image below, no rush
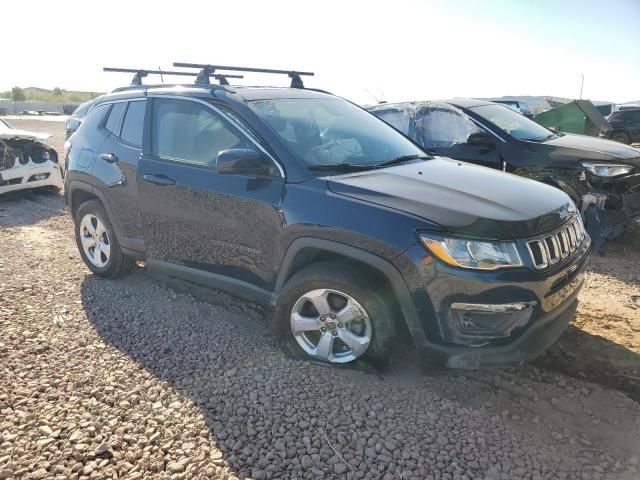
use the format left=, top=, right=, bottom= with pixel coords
left=536, top=228, right=640, bottom=401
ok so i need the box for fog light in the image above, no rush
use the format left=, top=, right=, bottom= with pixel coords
left=445, top=302, right=536, bottom=346
left=29, top=173, right=49, bottom=181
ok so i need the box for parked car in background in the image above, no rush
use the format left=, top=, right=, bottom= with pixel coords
left=369, top=99, right=640, bottom=249
left=65, top=69, right=590, bottom=368
left=0, top=119, right=62, bottom=195
left=493, top=100, right=534, bottom=119
left=66, top=96, right=103, bottom=139
left=604, top=108, right=640, bottom=144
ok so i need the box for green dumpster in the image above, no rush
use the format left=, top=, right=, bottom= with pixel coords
left=535, top=100, right=609, bottom=136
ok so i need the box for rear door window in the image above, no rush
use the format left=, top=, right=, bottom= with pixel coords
left=120, top=100, right=146, bottom=147
left=151, top=98, right=252, bottom=165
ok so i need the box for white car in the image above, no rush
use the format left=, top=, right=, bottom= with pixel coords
left=0, top=119, right=63, bottom=195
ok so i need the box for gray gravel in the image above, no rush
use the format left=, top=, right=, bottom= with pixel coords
left=1, top=193, right=639, bottom=480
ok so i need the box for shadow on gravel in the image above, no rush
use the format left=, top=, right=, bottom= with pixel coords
left=0, top=189, right=64, bottom=227
left=535, top=325, right=640, bottom=403
left=79, top=271, right=423, bottom=478
left=79, top=268, right=640, bottom=478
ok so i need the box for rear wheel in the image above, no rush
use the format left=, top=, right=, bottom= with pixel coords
left=610, top=131, right=631, bottom=144
left=74, top=200, right=134, bottom=278
left=275, top=263, right=395, bottom=364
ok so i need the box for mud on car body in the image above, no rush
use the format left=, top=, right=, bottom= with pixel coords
left=0, top=119, right=62, bottom=195
left=65, top=66, right=591, bottom=368
left=369, top=99, right=640, bottom=251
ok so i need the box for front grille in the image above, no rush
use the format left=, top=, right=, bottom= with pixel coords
left=0, top=150, right=16, bottom=170
left=526, top=216, right=587, bottom=270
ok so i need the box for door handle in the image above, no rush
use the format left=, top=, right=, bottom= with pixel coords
left=142, top=173, right=176, bottom=186
left=100, top=152, right=119, bottom=163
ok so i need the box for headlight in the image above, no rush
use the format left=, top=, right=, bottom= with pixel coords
left=581, top=162, right=632, bottom=177
left=418, top=233, right=523, bottom=270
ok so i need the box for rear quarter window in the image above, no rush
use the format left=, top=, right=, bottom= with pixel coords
left=105, top=102, right=127, bottom=135
left=78, top=104, right=111, bottom=134
left=120, top=101, right=146, bottom=147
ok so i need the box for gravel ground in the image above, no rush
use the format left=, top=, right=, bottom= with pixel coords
left=1, top=119, right=639, bottom=480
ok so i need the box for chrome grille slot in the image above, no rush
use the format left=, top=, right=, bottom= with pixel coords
left=544, top=235, right=560, bottom=264
left=557, top=230, right=569, bottom=257
left=526, top=216, right=587, bottom=270
left=526, top=239, right=547, bottom=269
left=567, top=224, right=577, bottom=251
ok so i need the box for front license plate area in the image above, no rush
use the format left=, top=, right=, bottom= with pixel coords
left=542, top=272, right=583, bottom=312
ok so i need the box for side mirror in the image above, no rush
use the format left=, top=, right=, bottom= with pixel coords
left=216, top=148, right=275, bottom=177
left=467, top=131, right=496, bottom=147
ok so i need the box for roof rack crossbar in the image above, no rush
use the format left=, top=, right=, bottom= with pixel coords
left=103, top=67, right=242, bottom=86
left=173, top=62, right=314, bottom=88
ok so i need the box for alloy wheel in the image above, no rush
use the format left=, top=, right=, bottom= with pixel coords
left=290, top=288, right=372, bottom=363
left=79, top=214, right=111, bottom=268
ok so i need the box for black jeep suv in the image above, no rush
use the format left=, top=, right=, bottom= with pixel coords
left=65, top=71, right=591, bottom=368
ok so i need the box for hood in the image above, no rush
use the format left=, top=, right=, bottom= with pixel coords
left=327, top=158, right=574, bottom=239
left=0, top=124, right=51, bottom=142
left=533, top=133, right=640, bottom=163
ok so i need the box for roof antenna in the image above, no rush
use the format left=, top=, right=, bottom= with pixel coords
left=158, top=66, right=164, bottom=83
left=364, top=88, right=384, bottom=104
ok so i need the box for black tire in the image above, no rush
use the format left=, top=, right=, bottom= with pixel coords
left=74, top=199, right=134, bottom=278
left=610, top=131, right=631, bottom=144
left=274, top=262, right=396, bottom=364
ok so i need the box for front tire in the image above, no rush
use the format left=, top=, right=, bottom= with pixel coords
left=274, top=262, right=396, bottom=364
left=74, top=199, right=134, bottom=278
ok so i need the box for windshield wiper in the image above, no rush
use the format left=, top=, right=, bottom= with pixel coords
left=372, top=154, right=430, bottom=168
left=307, top=163, right=375, bottom=172
left=307, top=155, right=430, bottom=173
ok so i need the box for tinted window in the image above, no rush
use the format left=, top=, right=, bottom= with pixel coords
left=105, top=102, right=126, bottom=135
left=415, top=105, right=482, bottom=148
left=120, top=100, right=146, bottom=147
left=621, top=110, right=640, bottom=121
left=80, top=104, right=111, bottom=134
left=73, top=101, right=91, bottom=118
left=217, top=105, right=265, bottom=146
left=152, top=99, right=251, bottom=165
left=251, top=98, right=424, bottom=167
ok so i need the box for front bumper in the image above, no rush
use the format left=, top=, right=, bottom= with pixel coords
left=0, top=161, right=63, bottom=195
left=397, top=239, right=590, bottom=369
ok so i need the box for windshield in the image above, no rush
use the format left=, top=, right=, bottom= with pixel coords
left=471, top=104, right=553, bottom=141
left=251, top=98, right=425, bottom=169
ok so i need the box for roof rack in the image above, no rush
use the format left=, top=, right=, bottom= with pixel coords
left=173, top=62, right=314, bottom=88
left=102, top=67, right=243, bottom=86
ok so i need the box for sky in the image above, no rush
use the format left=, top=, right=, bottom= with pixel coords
left=3, top=0, right=639, bottom=104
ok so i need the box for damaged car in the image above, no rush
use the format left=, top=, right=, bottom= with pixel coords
left=0, top=119, right=62, bottom=196
left=369, top=99, right=640, bottom=250
left=66, top=64, right=592, bottom=368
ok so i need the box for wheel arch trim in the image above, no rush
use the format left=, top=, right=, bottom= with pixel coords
left=67, top=180, right=122, bottom=239
left=275, top=237, right=428, bottom=347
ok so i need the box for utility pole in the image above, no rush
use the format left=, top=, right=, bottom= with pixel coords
left=579, top=74, right=584, bottom=99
